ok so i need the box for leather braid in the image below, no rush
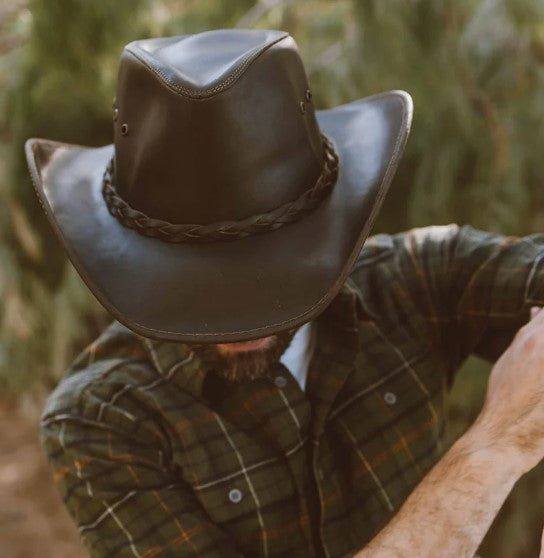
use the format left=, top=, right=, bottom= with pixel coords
left=102, top=134, right=338, bottom=244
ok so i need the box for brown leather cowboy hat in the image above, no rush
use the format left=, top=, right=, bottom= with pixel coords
left=25, top=29, right=412, bottom=343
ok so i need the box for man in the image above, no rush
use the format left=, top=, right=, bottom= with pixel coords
left=26, top=29, right=544, bottom=557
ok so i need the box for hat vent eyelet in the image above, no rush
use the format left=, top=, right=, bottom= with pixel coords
left=121, top=123, right=129, bottom=135
left=305, top=89, right=312, bottom=102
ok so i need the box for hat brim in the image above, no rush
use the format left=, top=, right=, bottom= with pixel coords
left=25, top=91, right=412, bottom=342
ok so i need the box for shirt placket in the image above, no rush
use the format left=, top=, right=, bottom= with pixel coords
left=271, top=362, right=323, bottom=557
left=310, top=437, right=329, bottom=558
left=303, top=285, right=361, bottom=558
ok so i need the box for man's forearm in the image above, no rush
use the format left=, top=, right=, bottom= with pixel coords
left=353, top=425, right=525, bottom=558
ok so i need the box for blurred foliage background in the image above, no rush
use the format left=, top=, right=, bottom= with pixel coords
left=1, top=0, right=544, bottom=556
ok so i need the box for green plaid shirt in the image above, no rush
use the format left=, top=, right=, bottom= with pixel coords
left=41, top=224, right=544, bottom=558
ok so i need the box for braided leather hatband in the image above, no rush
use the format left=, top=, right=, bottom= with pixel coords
left=102, top=134, right=339, bottom=244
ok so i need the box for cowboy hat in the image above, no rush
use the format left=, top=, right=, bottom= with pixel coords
left=25, top=29, right=412, bottom=343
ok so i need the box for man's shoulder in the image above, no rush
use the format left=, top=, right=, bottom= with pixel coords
left=352, top=231, right=396, bottom=270
left=41, top=321, right=155, bottom=422
left=347, top=224, right=466, bottom=309
left=351, top=224, right=460, bottom=272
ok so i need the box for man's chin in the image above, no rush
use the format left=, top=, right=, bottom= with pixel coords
left=190, top=329, right=296, bottom=382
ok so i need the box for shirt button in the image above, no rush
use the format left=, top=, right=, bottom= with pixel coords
left=384, top=391, right=397, bottom=405
left=228, top=488, right=243, bottom=503
left=274, top=375, right=288, bottom=388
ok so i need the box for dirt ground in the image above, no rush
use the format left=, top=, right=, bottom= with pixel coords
left=0, top=400, right=87, bottom=558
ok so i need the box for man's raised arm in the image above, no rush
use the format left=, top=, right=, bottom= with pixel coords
left=353, top=307, right=544, bottom=557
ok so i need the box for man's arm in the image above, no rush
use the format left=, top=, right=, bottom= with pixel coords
left=354, top=428, right=519, bottom=557
left=364, top=224, right=544, bottom=368
left=348, top=224, right=544, bottom=556
left=41, top=408, right=243, bottom=557
left=354, top=306, right=544, bottom=558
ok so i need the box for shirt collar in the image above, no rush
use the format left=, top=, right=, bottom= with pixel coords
left=279, top=320, right=316, bottom=390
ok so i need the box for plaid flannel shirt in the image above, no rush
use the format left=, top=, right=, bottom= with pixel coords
left=41, top=224, right=544, bottom=558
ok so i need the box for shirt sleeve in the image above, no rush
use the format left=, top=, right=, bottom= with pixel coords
left=41, top=414, right=244, bottom=557
left=391, top=223, right=544, bottom=370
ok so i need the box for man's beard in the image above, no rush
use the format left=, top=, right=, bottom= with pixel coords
left=189, top=328, right=297, bottom=382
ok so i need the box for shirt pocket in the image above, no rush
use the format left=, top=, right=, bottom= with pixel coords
left=191, top=455, right=296, bottom=526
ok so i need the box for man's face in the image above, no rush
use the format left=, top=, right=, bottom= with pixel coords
left=190, top=328, right=297, bottom=382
